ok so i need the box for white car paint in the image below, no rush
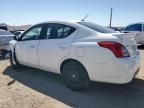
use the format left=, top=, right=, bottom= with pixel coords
left=38, top=30, right=78, bottom=72
left=9, top=21, right=140, bottom=84
left=124, top=22, right=144, bottom=45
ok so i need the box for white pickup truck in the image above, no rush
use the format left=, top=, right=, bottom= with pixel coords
left=123, top=22, right=144, bottom=45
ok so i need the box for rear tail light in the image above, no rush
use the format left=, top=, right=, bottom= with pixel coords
left=98, top=42, right=130, bottom=58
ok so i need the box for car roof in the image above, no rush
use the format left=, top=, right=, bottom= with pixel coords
left=32, top=21, right=105, bottom=30
left=37, top=20, right=78, bottom=23
left=31, top=20, right=88, bottom=27
left=127, top=22, right=144, bottom=26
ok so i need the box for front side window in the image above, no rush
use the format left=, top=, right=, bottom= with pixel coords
left=125, top=24, right=142, bottom=31
left=46, top=23, right=76, bottom=39
left=21, top=26, right=42, bottom=41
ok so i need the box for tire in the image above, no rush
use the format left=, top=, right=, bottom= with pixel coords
left=9, top=51, right=22, bottom=69
left=62, top=61, right=90, bottom=91
left=1, top=50, right=8, bottom=59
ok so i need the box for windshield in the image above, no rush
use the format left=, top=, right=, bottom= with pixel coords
left=77, top=22, right=117, bottom=33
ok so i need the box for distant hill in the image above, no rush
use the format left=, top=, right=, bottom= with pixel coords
left=7, top=25, right=31, bottom=31
left=0, top=23, right=31, bottom=31
left=110, top=26, right=124, bottom=31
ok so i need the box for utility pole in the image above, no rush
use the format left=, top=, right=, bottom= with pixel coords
left=14, top=23, right=15, bottom=31
left=109, top=8, right=113, bottom=28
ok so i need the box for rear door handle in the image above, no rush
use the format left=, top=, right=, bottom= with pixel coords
left=30, top=45, right=35, bottom=48
left=59, top=46, right=68, bottom=50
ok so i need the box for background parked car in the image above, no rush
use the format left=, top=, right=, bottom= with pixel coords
left=0, top=26, right=8, bottom=31
left=0, top=23, right=8, bottom=31
left=0, top=29, right=14, bottom=58
left=123, top=22, right=144, bottom=45
left=13, top=30, right=25, bottom=37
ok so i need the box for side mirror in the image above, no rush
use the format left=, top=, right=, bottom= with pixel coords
left=13, top=35, right=19, bottom=41
left=14, top=32, right=21, bottom=36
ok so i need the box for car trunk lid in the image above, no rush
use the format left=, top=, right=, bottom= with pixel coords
left=112, top=33, right=138, bottom=58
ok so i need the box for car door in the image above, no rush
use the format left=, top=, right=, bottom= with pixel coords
left=15, top=24, right=44, bottom=67
left=38, top=23, right=77, bottom=73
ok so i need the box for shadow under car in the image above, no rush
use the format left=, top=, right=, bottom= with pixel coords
left=3, top=66, right=144, bottom=108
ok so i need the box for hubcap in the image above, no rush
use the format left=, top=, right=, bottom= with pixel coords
left=69, top=70, right=80, bottom=83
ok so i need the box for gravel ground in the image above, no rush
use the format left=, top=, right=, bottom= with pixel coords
left=0, top=48, right=144, bottom=108
left=0, top=60, right=70, bottom=108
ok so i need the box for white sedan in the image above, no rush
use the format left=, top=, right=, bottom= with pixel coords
left=9, top=21, right=140, bottom=91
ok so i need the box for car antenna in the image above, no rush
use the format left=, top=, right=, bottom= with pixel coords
left=81, top=14, right=89, bottom=21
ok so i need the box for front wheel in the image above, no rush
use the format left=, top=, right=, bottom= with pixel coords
left=62, top=61, right=90, bottom=91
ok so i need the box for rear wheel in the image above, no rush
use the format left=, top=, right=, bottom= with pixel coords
left=1, top=50, right=8, bottom=59
left=62, top=61, right=90, bottom=91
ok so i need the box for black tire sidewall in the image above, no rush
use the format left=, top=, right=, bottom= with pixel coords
left=62, top=61, right=89, bottom=91
left=1, top=50, right=7, bottom=58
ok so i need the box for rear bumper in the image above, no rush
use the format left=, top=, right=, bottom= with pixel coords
left=119, top=52, right=140, bottom=83
left=82, top=52, right=140, bottom=84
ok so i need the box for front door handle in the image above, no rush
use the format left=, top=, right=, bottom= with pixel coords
left=59, top=46, right=68, bottom=50
left=30, top=45, right=35, bottom=48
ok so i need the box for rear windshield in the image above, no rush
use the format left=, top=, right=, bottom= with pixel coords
left=77, top=22, right=117, bottom=33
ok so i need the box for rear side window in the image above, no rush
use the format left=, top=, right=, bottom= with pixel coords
left=46, top=23, right=76, bottom=39
left=125, top=24, right=142, bottom=31
left=77, top=22, right=117, bottom=33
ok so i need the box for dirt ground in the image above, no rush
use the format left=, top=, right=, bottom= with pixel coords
left=0, top=47, right=144, bottom=108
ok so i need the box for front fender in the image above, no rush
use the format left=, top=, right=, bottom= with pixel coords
left=9, top=40, right=17, bottom=53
